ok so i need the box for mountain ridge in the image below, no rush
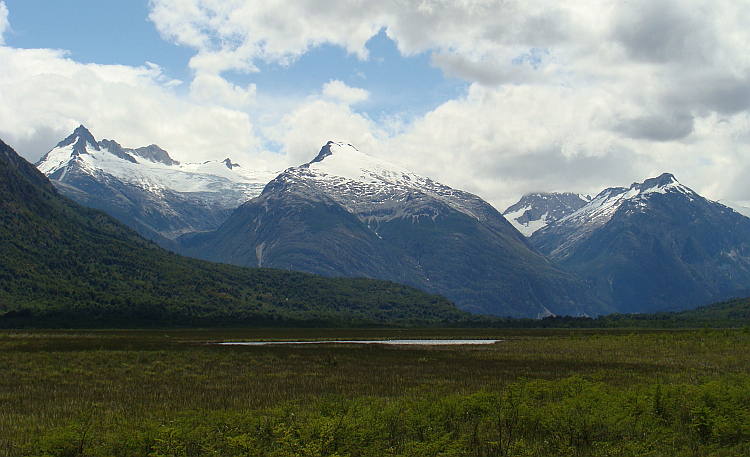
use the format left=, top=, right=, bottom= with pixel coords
left=35, top=125, right=276, bottom=245
left=1, top=136, right=467, bottom=327
left=180, top=141, right=608, bottom=318
left=529, top=173, right=750, bottom=313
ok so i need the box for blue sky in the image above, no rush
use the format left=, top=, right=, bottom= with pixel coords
left=1, top=0, right=750, bottom=209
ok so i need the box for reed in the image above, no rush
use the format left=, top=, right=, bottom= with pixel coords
left=1, top=328, right=748, bottom=456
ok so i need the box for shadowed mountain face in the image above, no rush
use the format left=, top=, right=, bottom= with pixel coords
left=35, top=125, right=275, bottom=248
left=530, top=173, right=750, bottom=313
left=180, top=142, right=608, bottom=318
left=1, top=137, right=467, bottom=327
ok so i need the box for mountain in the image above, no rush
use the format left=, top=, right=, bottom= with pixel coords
left=35, top=125, right=276, bottom=247
left=530, top=173, right=750, bottom=313
left=0, top=136, right=467, bottom=327
left=180, top=141, right=608, bottom=318
left=503, top=192, right=591, bottom=236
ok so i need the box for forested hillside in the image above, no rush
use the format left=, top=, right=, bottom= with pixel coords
left=0, top=138, right=466, bottom=327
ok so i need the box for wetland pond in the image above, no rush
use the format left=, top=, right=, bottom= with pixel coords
left=217, top=339, right=502, bottom=346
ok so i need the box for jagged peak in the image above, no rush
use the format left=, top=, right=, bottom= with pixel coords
left=223, top=158, right=240, bottom=170
left=306, top=141, right=361, bottom=166
left=585, top=173, right=688, bottom=204
left=133, top=144, right=179, bottom=166
left=308, top=141, right=335, bottom=164
left=633, top=172, right=679, bottom=191
left=55, top=125, right=100, bottom=155
left=98, top=139, right=138, bottom=164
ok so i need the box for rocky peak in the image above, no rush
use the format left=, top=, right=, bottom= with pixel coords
left=307, top=141, right=337, bottom=165
left=55, top=125, right=100, bottom=156
left=133, top=145, right=179, bottom=166
left=98, top=139, right=138, bottom=164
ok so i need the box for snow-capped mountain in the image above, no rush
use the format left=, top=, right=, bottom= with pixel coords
left=531, top=173, right=750, bottom=313
left=36, top=125, right=276, bottom=246
left=276, top=142, right=513, bottom=229
left=180, top=141, right=607, bottom=318
left=503, top=192, right=591, bottom=237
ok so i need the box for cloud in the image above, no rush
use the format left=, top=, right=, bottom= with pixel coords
left=147, top=0, right=750, bottom=129
left=0, top=46, right=266, bottom=166
left=612, top=112, right=695, bottom=142
left=3, top=0, right=750, bottom=212
left=264, top=97, right=383, bottom=167
left=322, top=80, right=369, bottom=104
left=148, top=0, right=386, bottom=74
left=613, top=0, right=711, bottom=64
left=190, top=72, right=256, bottom=107
left=0, top=2, right=8, bottom=45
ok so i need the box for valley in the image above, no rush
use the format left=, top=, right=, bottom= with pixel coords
left=2, top=328, right=748, bottom=456
left=4, top=130, right=750, bottom=456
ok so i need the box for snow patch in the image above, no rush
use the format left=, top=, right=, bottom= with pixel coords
left=37, top=138, right=278, bottom=208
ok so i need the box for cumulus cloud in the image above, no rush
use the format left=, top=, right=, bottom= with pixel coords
left=148, top=0, right=386, bottom=74
left=264, top=97, right=384, bottom=167
left=3, top=0, right=750, bottom=210
left=0, top=46, right=266, bottom=166
left=322, top=80, right=369, bottom=104
left=190, top=72, right=256, bottom=107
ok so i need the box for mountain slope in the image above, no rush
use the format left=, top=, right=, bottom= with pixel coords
left=530, top=173, right=750, bottom=313
left=35, top=126, right=275, bottom=247
left=181, top=142, right=608, bottom=318
left=503, top=192, right=591, bottom=236
left=0, top=137, right=466, bottom=327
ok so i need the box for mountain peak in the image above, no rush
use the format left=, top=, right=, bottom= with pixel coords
left=636, top=172, right=678, bottom=191
left=133, top=144, right=179, bottom=166
left=301, top=141, right=413, bottom=186
left=308, top=141, right=335, bottom=164
left=55, top=125, right=100, bottom=155
left=307, top=141, right=361, bottom=166
left=503, top=192, right=591, bottom=237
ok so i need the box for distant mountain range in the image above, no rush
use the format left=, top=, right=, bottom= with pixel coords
left=1, top=136, right=465, bottom=327
left=36, top=125, right=275, bottom=247
left=179, top=141, right=606, bottom=318
left=32, top=127, right=750, bottom=318
left=506, top=174, right=750, bottom=313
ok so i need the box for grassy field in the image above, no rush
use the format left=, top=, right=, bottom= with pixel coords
left=2, top=328, right=749, bottom=456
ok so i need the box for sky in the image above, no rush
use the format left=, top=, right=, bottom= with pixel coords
left=1, top=0, right=750, bottom=211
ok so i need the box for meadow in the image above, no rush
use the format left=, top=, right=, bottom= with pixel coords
left=1, top=328, right=749, bottom=456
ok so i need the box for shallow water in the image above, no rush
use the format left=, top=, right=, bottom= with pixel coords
left=217, top=339, right=502, bottom=346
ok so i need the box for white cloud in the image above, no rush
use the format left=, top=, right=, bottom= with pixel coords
left=0, top=46, right=265, bottom=166
left=0, top=2, right=7, bottom=46
left=190, top=72, right=256, bottom=107
left=264, top=98, right=383, bottom=167
left=322, top=80, right=369, bottom=105
left=2, top=0, right=750, bottom=211
left=149, top=0, right=385, bottom=74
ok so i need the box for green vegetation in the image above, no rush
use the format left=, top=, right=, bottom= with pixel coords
left=0, top=139, right=465, bottom=328
left=2, top=328, right=749, bottom=456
